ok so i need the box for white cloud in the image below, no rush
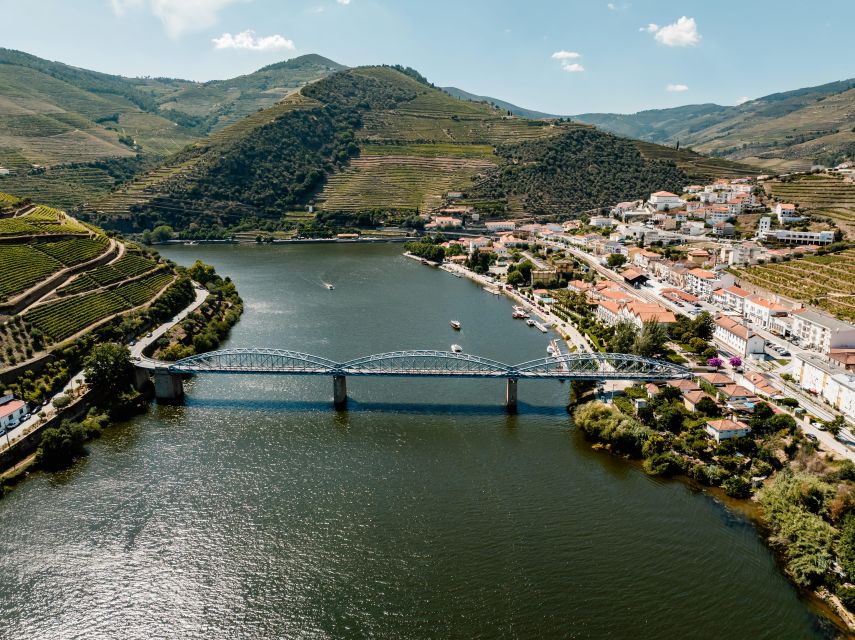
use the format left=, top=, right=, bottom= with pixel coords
left=666, top=83, right=689, bottom=92
left=213, top=30, right=295, bottom=51
left=110, top=0, right=243, bottom=38
left=644, top=16, right=701, bottom=47
left=607, top=2, right=617, bottom=9
left=551, top=50, right=581, bottom=60
left=551, top=51, right=584, bottom=73
left=736, top=96, right=751, bottom=105
left=562, top=63, right=585, bottom=73
left=336, top=0, right=351, bottom=4
left=608, top=2, right=631, bottom=11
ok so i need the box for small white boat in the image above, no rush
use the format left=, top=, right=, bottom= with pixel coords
left=454, top=272, right=463, bottom=278
left=323, top=282, right=335, bottom=290
left=547, top=345, right=557, bottom=355
left=450, top=320, right=461, bottom=330
left=526, top=319, right=535, bottom=327
left=183, top=240, right=198, bottom=246
left=451, top=344, right=463, bottom=353
left=534, top=322, right=548, bottom=333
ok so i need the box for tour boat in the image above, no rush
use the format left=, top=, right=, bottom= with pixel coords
left=547, top=345, right=557, bottom=355
left=535, top=322, right=548, bottom=333
left=526, top=319, right=535, bottom=327
left=323, top=282, right=335, bottom=290
left=451, top=344, right=463, bottom=353
left=450, top=320, right=462, bottom=330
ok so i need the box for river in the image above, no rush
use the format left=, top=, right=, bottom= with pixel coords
left=0, top=244, right=841, bottom=639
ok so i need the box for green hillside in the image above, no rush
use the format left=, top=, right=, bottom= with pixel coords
left=574, top=78, right=855, bottom=171
left=442, top=87, right=563, bottom=120
left=0, top=49, right=343, bottom=209
left=86, top=65, right=759, bottom=233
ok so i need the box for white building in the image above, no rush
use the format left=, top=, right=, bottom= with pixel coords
left=791, top=308, right=855, bottom=354
left=685, top=268, right=735, bottom=298
left=775, top=203, right=805, bottom=224
left=793, top=352, right=855, bottom=423
left=704, top=419, right=751, bottom=443
left=713, top=285, right=752, bottom=314
left=649, top=191, right=683, bottom=211
left=714, top=315, right=766, bottom=357
left=719, top=242, right=766, bottom=267
left=0, top=395, right=27, bottom=430
left=760, top=228, right=835, bottom=245
left=485, top=220, right=516, bottom=232
left=589, top=216, right=616, bottom=228
left=743, top=295, right=789, bottom=330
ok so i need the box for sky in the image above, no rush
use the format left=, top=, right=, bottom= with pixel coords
left=1, top=0, right=853, bottom=114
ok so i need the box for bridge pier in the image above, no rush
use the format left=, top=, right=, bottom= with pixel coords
left=154, top=368, right=184, bottom=403
left=506, top=378, right=518, bottom=413
left=333, top=374, right=347, bottom=408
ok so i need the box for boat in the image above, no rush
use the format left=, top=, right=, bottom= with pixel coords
left=526, top=319, right=535, bottom=327
left=454, top=272, right=463, bottom=278
left=534, top=322, right=548, bottom=333
left=450, top=320, right=461, bottom=330
left=183, top=240, right=198, bottom=246
left=547, top=345, right=557, bottom=355
left=451, top=344, right=463, bottom=353
left=483, top=286, right=500, bottom=295
left=323, top=282, right=335, bottom=290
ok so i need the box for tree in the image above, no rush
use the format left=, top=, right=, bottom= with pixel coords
left=516, top=260, right=535, bottom=283
left=657, top=403, right=686, bottom=434
left=839, top=515, right=855, bottom=579
left=609, top=320, right=638, bottom=354
left=691, top=312, right=714, bottom=340
left=729, top=356, right=743, bottom=368
left=707, top=357, right=724, bottom=369
left=84, top=343, right=133, bottom=398
left=824, top=415, right=846, bottom=436
left=694, top=396, right=720, bottom=417
left=506, top=270, right=524, bottom=287
left=633, top=320, right=669, bottom=358
left=149, top=225, right=174, bottom=244
left=606, top=253, right=627, bottom=268
left=36, top=420, right=87, bottom=469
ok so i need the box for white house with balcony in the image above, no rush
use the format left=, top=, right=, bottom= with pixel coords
left=704, top=419, right=751, bottom=443
left=714, top=315, right=766, bottom=357
left=791, top=308, right=855, bottom=354
left=775, top=203, right=805, bottom=224
left=0, top=395, right=27, bottom=430
left=685, top=268, right=735, bottom=298
left=743, top=295, right=790, bottom=330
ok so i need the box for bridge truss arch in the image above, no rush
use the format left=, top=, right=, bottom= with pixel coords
left=340, top=350, right=512, bottom=378
left=168, top=348, right=341, bottom=375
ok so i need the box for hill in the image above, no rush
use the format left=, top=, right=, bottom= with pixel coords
left=84, top=65, right=759, bottom=235
left=442, top=87, right=563, bottom=120
left=0, top=49, right=343, bottom=209
left=574, top=78, right=855, bottom=171
left=0, top=191, right=197, bottom=380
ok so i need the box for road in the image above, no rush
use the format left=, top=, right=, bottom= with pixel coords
left=132, top=284, right=209, bottom=362
left=1, top=283, right=209, bottom=455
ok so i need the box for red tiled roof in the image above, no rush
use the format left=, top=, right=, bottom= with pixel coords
left=706, top=419, right=749, bottom=433
left=0, top=400, right=25, bottom=420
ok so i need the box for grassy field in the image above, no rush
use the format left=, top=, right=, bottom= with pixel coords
left=768, top=174, right=855, bottom=237
left=733, top=248, right=855, bottom=321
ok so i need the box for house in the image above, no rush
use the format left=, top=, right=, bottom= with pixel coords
left=682, top=221, right=706, bottom=236
left=684, top=185, right=704, bottom=194
left=467, top=236, right=492, bottom=250
left=791, top=308, right=855, bottom=354
left=698, top=372, right=733, bottom=387
left=685, top=268, right=735, bottom=298
left=596, top=300, right=624, bottom=326
left=533, top=289, right=555, bottom=304
left=743, top=295, right=789, bottom=330
left=649, top=191, right=684, bottom=211
left=645, top=383, right=661, bottom=397
left=589, top=216, right=616, bottom=228
left=0, top=395, right=27, bottom=430
left=661, top=288, right=699, bottom=306
left=712, top=222, right=736, bottom=237
left=704, top=419, right=751, bottom=442
left=793, top=351, right=855, bottom=422
left=620, top=301, right=676, bottom=328
left=714, top=285, right=751, bottom=314
left=775, top=203, right=804, bottom=223
left=830, top=349, right=855, bottom=371
left=686, top=249, right=711, bottom=266
left=621, top=268, right=648, bottom=287
left=632, top=249, right=661, bottom=269
left=531, top=270, right=559, bottom=285
left=741, top=371, right=782, bottom=398
left=611, top=201, right=641, bottom=218
left=568, top=280, right=594, bottom=294
left=706, top=206, right=733, bottom=224
left=714, top=315, right=766, bottom=357
left=485, top=220, right=516, bottom=232
left=669, top=379, right=701, bottom=394
left=684, top=389, right=717, bottom=413
left=718, top=384, right=754, bottom=402
left=720, top=242, right=766, bottom=267
left=427, top=216, right=462, bottom=229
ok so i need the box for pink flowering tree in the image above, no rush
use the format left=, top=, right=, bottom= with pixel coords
left=707, top=357, right=724, bottom=369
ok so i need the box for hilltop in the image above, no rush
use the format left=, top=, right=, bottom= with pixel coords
left=574, top=77, right=855, bottom=171
left=0, top=48, right=342, bottom=207
left=442, top=87, right=564, bottom=120
left=84, top=65, right=757, bottom=235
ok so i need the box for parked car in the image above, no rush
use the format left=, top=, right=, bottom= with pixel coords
left=806, top=434, right=818, bottom=443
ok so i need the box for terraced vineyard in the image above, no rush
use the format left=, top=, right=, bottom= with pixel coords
left=0, top=246, right=62, bottom=301
left=768, top=174, right=855, bottom=237
left=734, top=248, right=855, bottom=320
left=58, top=254, right=159, bottom=295
left=0, top=205, right=91, bottom=236
left=0, top=237, right=111, bottom=301
left=0, top=165, right=125, bottom=210
left=113, top=271, right=173, bottom=306
left=320, top=144, right=496, bottom=212
left=0, top=191, right=21, bottom=208
left=633, top=141, right=760, bottom=179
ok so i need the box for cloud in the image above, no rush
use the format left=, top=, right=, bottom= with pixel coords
left=213, top=30, right=295, bottom=51
left=643, top=16, right=701, bottom=47
left=551, top=51, right=584, bottom=73
left=666, top=83, right=689, bottom=92
left=336, top=0, right=351, bottom=4
left=736, top=96, right=752, bottom=105
left=110, top=0, right=242, bottom=38
left=607, top=2, right=631, bottom=10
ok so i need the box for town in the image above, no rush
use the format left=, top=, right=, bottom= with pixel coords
left=407, top=163, right=855, bottom=463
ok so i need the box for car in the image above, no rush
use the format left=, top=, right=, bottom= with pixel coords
left=780, top=350, right=791, bottom=357
left=129, top=340, right=136, bottom=347
left=146, top=332, right=153, bottom=338
left=806, top=434, right=818, bottom=443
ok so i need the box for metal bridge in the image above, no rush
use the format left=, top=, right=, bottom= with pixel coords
left=141, top=348, right=691, bottom=410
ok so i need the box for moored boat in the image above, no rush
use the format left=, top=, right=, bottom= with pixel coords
left=450, top=320, right=461, bottom=330
left=451, top=344, right=463, bottom=353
